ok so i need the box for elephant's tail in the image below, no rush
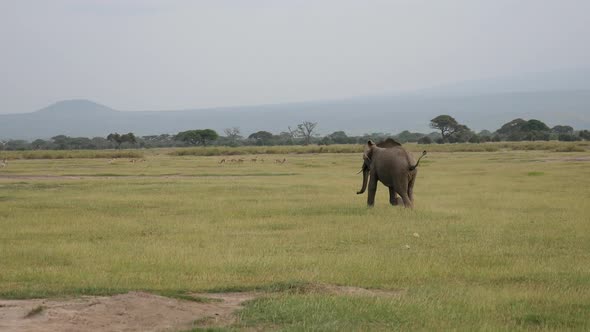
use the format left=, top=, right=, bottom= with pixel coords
left=409, top=151, right=427, bottom=171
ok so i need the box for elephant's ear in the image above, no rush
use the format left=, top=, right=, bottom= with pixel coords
left=376, top=138, right=402, bottom=148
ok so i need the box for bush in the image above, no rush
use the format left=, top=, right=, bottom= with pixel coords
left=558, top=134, right=581, bottom=142
left=417, top=136, right=432, bottom=144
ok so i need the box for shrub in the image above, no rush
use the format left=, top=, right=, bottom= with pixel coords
left=558, top=134, right=581, bottom=142
left=417, top=136, right=432, bottom=144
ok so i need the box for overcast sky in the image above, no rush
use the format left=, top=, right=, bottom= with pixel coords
left=1, top=0, right=589, bottom=113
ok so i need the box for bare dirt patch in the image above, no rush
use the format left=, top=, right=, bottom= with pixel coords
left=0, top=291, right=259, bottom=332
left=0, top=285, right=402, bottom=331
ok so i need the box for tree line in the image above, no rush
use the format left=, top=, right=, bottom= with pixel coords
left=1, top=116, right=588, bottom=151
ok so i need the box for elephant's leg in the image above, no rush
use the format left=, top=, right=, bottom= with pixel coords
left=399, top=192, right=413, bottom=208
left=388, top=187, right=400, bottom=206
left=367, top=174, right=378, bottom=206
left=395, top=179, right=413, bottom=208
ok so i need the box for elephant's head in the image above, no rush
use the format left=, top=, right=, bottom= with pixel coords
left=357, top=140, right=376, bottom=194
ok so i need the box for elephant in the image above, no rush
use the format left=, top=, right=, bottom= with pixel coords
left=356, top=138, right=426, bottom=208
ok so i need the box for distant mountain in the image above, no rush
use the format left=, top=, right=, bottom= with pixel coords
left=1, top=69, right=590, bottom=140
left=34, top=100, right=119, bottom=117
left=410, top=67, right=590, bottom=97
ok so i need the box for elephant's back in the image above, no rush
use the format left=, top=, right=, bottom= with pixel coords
left=374, top=146, right=414, bottom=171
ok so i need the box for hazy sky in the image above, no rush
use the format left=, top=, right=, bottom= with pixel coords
left=1, top=0, right=589, bottom=113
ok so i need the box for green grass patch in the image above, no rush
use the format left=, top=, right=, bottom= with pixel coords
left=527, top=171, right=544, bottom=176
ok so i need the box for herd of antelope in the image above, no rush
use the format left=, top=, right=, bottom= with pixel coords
left=107, top=158, right=146, bottom=164
left=219, top=157, right=287, bottom=164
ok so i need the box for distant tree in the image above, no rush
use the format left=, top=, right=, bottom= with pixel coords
left=107, top=133, right=123, bottom=148
left=91, top=137, right=110, bottom=149
left=69, top=137, right=94, bottom=149
left=426, top=132, right=442, bottom=140
left=249, top=131, right=273, bottom=140
left=31, top=139, right=50, bottom=150
left=479, top=135, right=491, bottom=142
left=107, top=132, right=136, bottom=148
left=4, top=140, right=30, bottom=151
left=430, top=115, right=470, bottom=142
left=579, top=130, right=590, bottom=140
left=447, top=127, right=473, bottom=143
left=327, top=131, right=350, bottom=144
left=51, top=135, right=87, bottom=149
left=478, top=130, right=493, bottom=137
left=223, top=127, right=242, bottom=146
left=141, top=134, right=176, bottom=148
left=417, top=136, right=432, bottom=144
left=495, top=118, right=551, bottom=141
left=175, top=130, right=201, bottom=146
left=175, top=129, right=218, bottom=146
left=197, top=129, right=219, bottom=146
left=551, top=125, right=574, bottom=135
left=395, top=130, right=425, bottom=143
left=278, top=131, right=295, bottom=145
left=558, top=134, right=581, bottom=142
left=248, top=131, right=274, bottom=145
left=496, top=118, right=527, bottom=138
left=294, top=121, right=318, bottom=145
left=121, top=133, right=137, bottom=146
left=468, top=134, right=481, bottom=143
left=521, top=119, right=550, bottom=132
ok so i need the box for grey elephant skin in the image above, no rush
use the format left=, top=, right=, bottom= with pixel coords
left=357, top=139, right=426, bottom=208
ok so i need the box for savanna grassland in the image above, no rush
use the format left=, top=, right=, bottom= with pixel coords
left=1, top=143, right=589, bottom=331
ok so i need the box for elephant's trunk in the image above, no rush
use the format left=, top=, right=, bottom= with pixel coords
left=356, top=162, right=370, bottom=194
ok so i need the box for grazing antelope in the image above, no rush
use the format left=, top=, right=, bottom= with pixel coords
left=237, top=158, right=244, bottom=163
left=251, top=157, right=257, bottom=162
left=0, top=159, right=7, bottom=168
left=230, top=159, right=237, bottom=163
left=219, top=159, right=226, bottom=164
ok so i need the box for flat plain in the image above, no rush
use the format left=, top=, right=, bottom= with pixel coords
left=1, top=143, right=589, bottom=331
